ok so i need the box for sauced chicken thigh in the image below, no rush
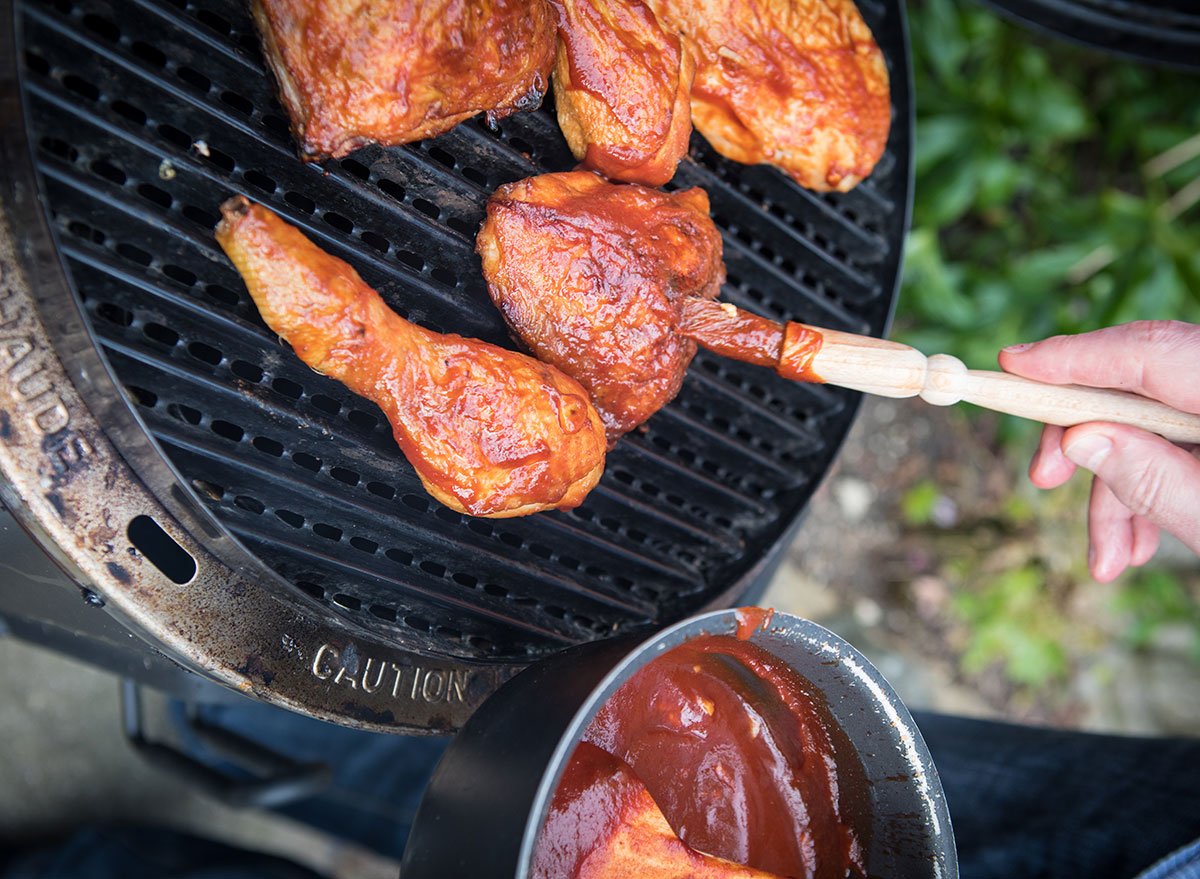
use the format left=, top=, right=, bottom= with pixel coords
left=477, top=171, right=725, bottom=441
left=216, top=196, right=606, bottom=518
left=250, top=0, right=556, bottom=159
left=549, top=0, right=694, bottom=186
left=647, top=0, right=890, bottom=191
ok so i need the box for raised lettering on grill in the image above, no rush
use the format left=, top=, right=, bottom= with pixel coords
left=310, top=642, right=469, bottom=704
left=0, top=254, right=74, bottom=441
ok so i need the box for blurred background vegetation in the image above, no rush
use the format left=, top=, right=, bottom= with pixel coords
left=900, top=0, right=1200, bottom=366
left=885, top=0, right=1200, bottom=715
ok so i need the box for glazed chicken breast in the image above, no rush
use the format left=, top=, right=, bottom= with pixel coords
left=647, top=0, right=890, bottom=192
left=477, top=171, right=725, bottom=441
left=250, top=0, right=556, bottom=159
left=216, top=196, right=606, bottom=518
left=549, top=0, right=694, bottom=186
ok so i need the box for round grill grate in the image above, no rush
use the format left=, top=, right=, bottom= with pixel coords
left=14, top=0, right=912, bottom=665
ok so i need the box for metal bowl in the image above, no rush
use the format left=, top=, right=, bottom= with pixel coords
left=401, top=608, right=958, bottom=878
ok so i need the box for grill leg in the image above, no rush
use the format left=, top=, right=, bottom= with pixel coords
left=121, top=678, right=332, bottom=809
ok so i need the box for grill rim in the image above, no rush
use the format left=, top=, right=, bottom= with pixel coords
left=10, top=0, right=296, bottom=593
left=0, top=159, right=515, bottom=733
left=1, top=0, right=914, bottom=730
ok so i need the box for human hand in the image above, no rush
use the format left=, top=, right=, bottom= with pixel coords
left=998, top=320, right=1200, bottom=582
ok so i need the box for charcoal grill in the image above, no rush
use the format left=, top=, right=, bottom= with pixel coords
left=0, top=0, right=912, bottom=732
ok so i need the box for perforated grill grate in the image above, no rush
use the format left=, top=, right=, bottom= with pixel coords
left=15, top=0, right=911, bottom=663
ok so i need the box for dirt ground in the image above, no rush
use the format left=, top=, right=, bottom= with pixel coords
left=763, top=395, right=1200, bottom=736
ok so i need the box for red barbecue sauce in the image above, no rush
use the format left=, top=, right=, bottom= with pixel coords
left=777, top=322, right=825, bottom=383
left=679, top=298, right=784, bottom=368
left=534, top=613, right=866, bottom=879
left=677, top=298, right=827, bottom=385
left=735, top=606, right=775, bottom=640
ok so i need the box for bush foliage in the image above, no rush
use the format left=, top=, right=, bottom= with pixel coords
left=894, top=2, right=1200, bottom=696
left=898, top=0, right=1200, bottom=369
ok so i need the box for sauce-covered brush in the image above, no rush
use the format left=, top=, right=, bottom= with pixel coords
left=479, top=171, right=1200, bottom=446
left=680, top=300, right=1200, bottom=444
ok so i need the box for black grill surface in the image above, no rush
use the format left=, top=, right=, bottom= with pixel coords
left=14, top=0, right=912, bottom=664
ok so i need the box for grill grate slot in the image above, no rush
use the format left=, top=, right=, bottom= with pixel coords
left=18, top=0, right=911, bottom=663
left=675, top=158, right=881, bottom=306
left=103, top=339, right=691, bottom=608
left=22, top=10, right=500, bottom=332
left=158, top=439, right=644, bottom=643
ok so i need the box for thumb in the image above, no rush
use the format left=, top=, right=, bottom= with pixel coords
left=1062, top=423, right=1200, bottom=555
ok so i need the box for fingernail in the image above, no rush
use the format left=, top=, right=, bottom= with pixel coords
left=1002, top=343, right=1033, bottom=354
left=1063, top=434, right=1112, bottom=471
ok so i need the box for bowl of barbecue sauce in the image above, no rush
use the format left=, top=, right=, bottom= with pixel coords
left=401, top=609, right=956, bottom=879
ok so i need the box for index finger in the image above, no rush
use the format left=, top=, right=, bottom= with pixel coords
left=998, top=321, right=1200, bottom=415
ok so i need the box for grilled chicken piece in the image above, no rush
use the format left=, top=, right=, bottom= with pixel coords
left=477, top=171, right=724, bottom=441
left=533, top=743, right=787, bottom=879
left=549, top=0, right=694, bottom=186
left=647, top=0, right=890, bottom=192
left=215, top=196, right=605, bottom=518
left=250, top=0, right=556, bottom=160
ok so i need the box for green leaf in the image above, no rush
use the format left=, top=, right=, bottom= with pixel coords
left=915, top=0, right=971, bottom=85
left=900, top=230, right=977, bottom=328
left=915, top=115, right=975, bottom=177
left=1004, top=630, right=1069, bottom=687
left=1009, top=244, right=1094, bottom=292
left=974, top=154, right=1027, bottom=211
left=951, top=566, right=1070, bottom=687
left=917, top=156, right=982, bottom=227
left=901, top=480, right=941, bottom=526
left=1025, top=80, right=1092, bottom=144
left=1114, top=258, right=1184, bottom=325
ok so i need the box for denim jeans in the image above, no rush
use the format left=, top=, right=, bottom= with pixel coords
left=4, top=707, right=1198, bottom=878
left=913, top=713, right=1200, bottom=879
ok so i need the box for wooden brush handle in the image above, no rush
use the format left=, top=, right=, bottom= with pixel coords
left=782, top=325, right=1200, bottom=444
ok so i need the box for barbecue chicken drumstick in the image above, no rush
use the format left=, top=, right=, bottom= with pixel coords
left=477, top=171, right=724, bottom=441
left=549, top=0, right=694, bottom=186
left=216, top=196, right=605, bottom=518
left=250, top=0, right=556, bottom=159
left=475, top=172, right=849, bottom=439
left=647, top=0, right=890, bottom=192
